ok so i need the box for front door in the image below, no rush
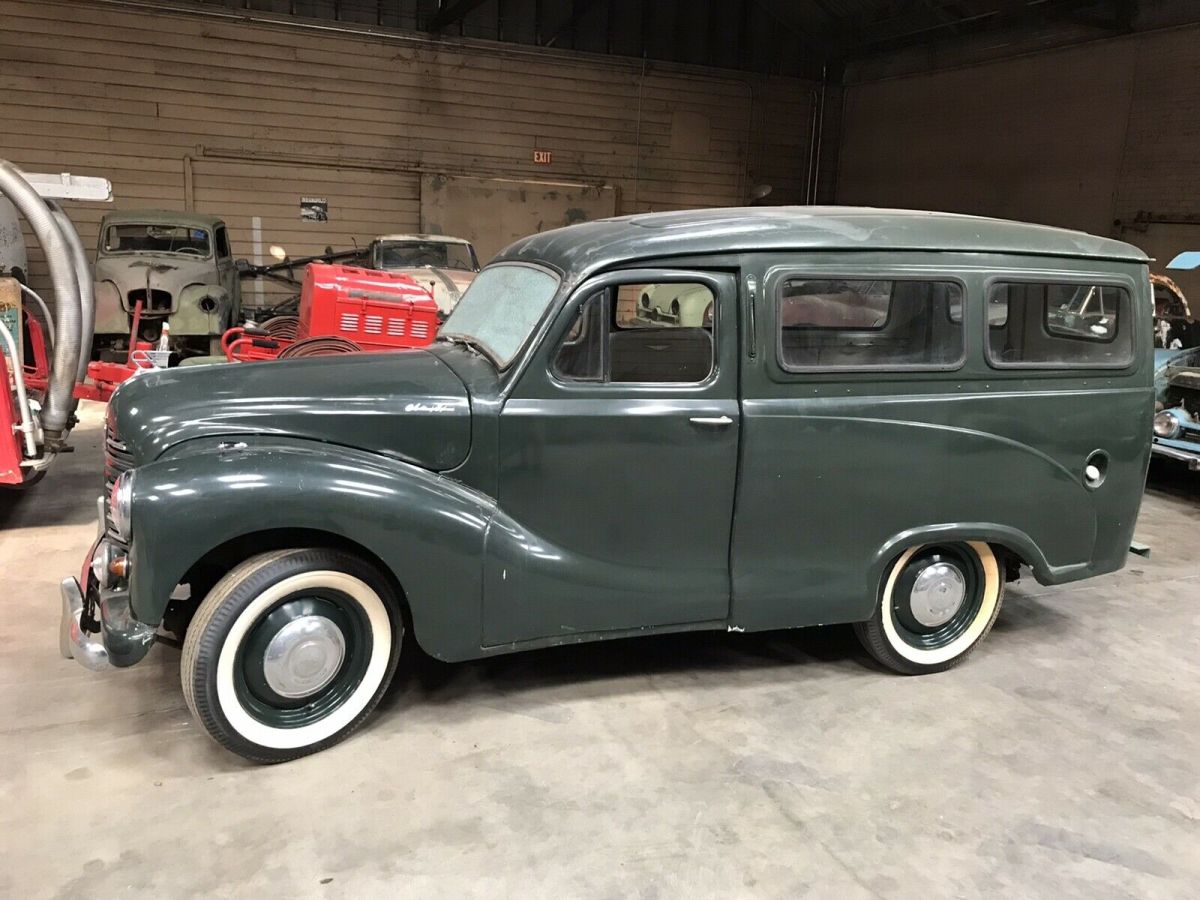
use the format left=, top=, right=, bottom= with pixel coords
left=213, top=224, right=239, bottom=321
left=485, top=269, right=740, bottom=646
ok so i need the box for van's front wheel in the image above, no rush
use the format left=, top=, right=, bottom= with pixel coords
left=855, top=541, right=1003, bottom=675
left=181, top=549, right=402, bottom=763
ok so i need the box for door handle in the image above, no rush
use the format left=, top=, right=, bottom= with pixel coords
left=689, top=415, right=733, bottom=426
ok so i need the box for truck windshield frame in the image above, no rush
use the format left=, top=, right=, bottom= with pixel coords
left=374, top=240, right=479, bottom=272
left=102, top=223, right=212, bottom=258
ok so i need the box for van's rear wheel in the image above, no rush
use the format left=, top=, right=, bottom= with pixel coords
left=182, top=549, right=401, bottom=763
left=854, top=541, right=1003, bottom=675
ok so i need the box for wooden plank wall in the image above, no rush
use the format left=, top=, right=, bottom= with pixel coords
left=0, top=0, right=813, bottom=311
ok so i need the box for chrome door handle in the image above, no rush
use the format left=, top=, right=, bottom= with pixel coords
left=689, top=415, right=733, bottom=426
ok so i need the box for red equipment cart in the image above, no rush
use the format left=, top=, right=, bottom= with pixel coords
left=222, top=263, right=439, bottom=361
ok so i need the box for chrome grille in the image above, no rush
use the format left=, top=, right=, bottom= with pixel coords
left=103, top=421, right=133, bottom=535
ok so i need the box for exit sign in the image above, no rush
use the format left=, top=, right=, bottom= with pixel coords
left=533, top=149, right=553, bottom=165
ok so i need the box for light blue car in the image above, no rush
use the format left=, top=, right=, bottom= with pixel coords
left=1153, top=253, right=1200, bottom=470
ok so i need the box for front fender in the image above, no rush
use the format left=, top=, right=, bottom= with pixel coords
left=172, top=284, right=230, bottom=334
left=94, top=279, right=127, bottom=335
left=128, top=438, right=495, bottom=660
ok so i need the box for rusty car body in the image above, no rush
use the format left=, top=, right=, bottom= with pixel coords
left=93, top=210, right=241, bottom=359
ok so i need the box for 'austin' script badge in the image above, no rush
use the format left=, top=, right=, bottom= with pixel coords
left=405, top=402, right=456, bottom=413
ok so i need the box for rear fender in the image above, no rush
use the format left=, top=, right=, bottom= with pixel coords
left=129, top=438, right=494, bottom=660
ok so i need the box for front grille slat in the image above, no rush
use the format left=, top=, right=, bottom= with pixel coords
left=104, top=423, right=133, bottom=536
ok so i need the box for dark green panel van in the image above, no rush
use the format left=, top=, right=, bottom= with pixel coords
left=62, top=208, right=1153, bottom=762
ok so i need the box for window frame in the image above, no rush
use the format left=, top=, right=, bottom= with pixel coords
left=440, top=261, right=564, bottom=371
left=773, top=272, right=968, bottom=374
left=547, top=272, right=723, bottom=389
left=214, top=225, right=231, bottom=260
left=982, top=275, right=1136, bottom=371
left=101, top=223, right=213, bottom=259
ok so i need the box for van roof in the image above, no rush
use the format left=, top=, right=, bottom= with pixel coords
left=496, top=207, right=1148, bottom=274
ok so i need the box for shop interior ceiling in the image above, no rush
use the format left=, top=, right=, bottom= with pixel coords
left=182, top=0, right=1198, bottom=80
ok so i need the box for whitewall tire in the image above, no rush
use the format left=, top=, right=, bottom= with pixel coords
left=854, top=541, right=1004, bottom=675
left=182, top=549, right=402, bottom=763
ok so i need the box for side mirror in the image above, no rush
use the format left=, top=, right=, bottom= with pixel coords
left=234, top=258, right=251, bottom=272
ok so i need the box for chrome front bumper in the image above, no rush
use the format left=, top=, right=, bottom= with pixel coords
left=59, top=576, right=112, bottom=671
left=1150, top=441, right=1200, bottom=470
left=60, top=505, right=158, bottom=670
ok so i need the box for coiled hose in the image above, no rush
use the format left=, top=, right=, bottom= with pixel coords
left=278, top=336, right=361, bottom=358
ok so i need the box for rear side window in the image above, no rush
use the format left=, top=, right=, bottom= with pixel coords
left=987, top=282, right=1132, bottom=367
left=777, top=278, right=964, bottom=371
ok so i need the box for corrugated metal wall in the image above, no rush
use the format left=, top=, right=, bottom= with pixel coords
left=835, top=23, right=1200, bottom=296
left=0, top=0, right=813, bottom=311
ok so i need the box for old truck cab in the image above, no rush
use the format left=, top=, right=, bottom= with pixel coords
left=62, top=208, right=1153, bottom=762
left=368, top=233, right=480, bottom=316
left=93, top=210, right=241, bottom=358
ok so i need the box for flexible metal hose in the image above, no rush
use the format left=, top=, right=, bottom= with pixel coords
left=49, top=202, right=94, bottom=385
left=0, top=160, right=81, bottom=441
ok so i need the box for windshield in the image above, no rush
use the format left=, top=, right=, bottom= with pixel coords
left=440, top=263, right=560, bottom=367
left=374, top=240, right=477, bottom=271
left=104, top=224, right=210, bottom=256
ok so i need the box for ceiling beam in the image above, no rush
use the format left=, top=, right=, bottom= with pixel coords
left=1064, top=0, right=1137, bottom=31
left=426, top=0, right=490, bottom=33
left=545, top=0, right=606, bottom=48
left=839, top=0, right=1116, bottom=58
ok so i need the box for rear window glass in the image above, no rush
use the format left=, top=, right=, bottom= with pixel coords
left=778, top=278, right=964, bottom=370
left=987, top=282, right=1132, bottom=367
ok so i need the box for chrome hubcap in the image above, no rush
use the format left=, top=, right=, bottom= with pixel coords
left=909, top=562, right=967, bottom=628
left=262, top=615, right=346, bottom=699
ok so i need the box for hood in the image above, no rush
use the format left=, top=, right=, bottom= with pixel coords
left=385, top=267, right=477, bottom=314
left=111, top=349, right=470, bottom=471
left=95, top=254, right=216, bottom=310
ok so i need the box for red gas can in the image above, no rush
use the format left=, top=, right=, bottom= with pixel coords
left=299, top=263, right=439, bottom=351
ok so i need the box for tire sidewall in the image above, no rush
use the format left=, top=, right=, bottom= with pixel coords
left=870, top=541, right=1002, bottom=674
left=187, top=550, right=401, bottom=763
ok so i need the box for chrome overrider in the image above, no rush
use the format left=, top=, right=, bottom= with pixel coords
left=59, top=496, right=157, bottom=670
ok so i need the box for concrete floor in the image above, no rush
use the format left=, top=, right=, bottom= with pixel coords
left=1, top=402, right=1198, bottom=899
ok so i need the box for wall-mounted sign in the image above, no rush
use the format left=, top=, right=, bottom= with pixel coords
left=300, top=197, right=329, bottom=221
left=533, top=150, right=553, bottom=165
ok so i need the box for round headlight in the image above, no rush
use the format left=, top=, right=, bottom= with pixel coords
left=1153, top=411, right=1183, bottom=440
left=109, top=469, right=135, bottom=542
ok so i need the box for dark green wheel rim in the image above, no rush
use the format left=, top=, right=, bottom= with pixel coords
left=234, top=589, right=373, bottom=729
left=889, top=544, right=984, bottom=651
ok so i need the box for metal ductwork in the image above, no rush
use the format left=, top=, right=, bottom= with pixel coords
left=49, top=201, right=94, bottom=388
left=0, top=160, right=83, bottom=443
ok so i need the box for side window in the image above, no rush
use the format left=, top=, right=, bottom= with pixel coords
left=777, top=278, right=964, bottom=370
left=214, top=226, right=231, bottom=259
left=552, top=281, right=715, bottom=384
left=987, top=282, right=1132, bottom=367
